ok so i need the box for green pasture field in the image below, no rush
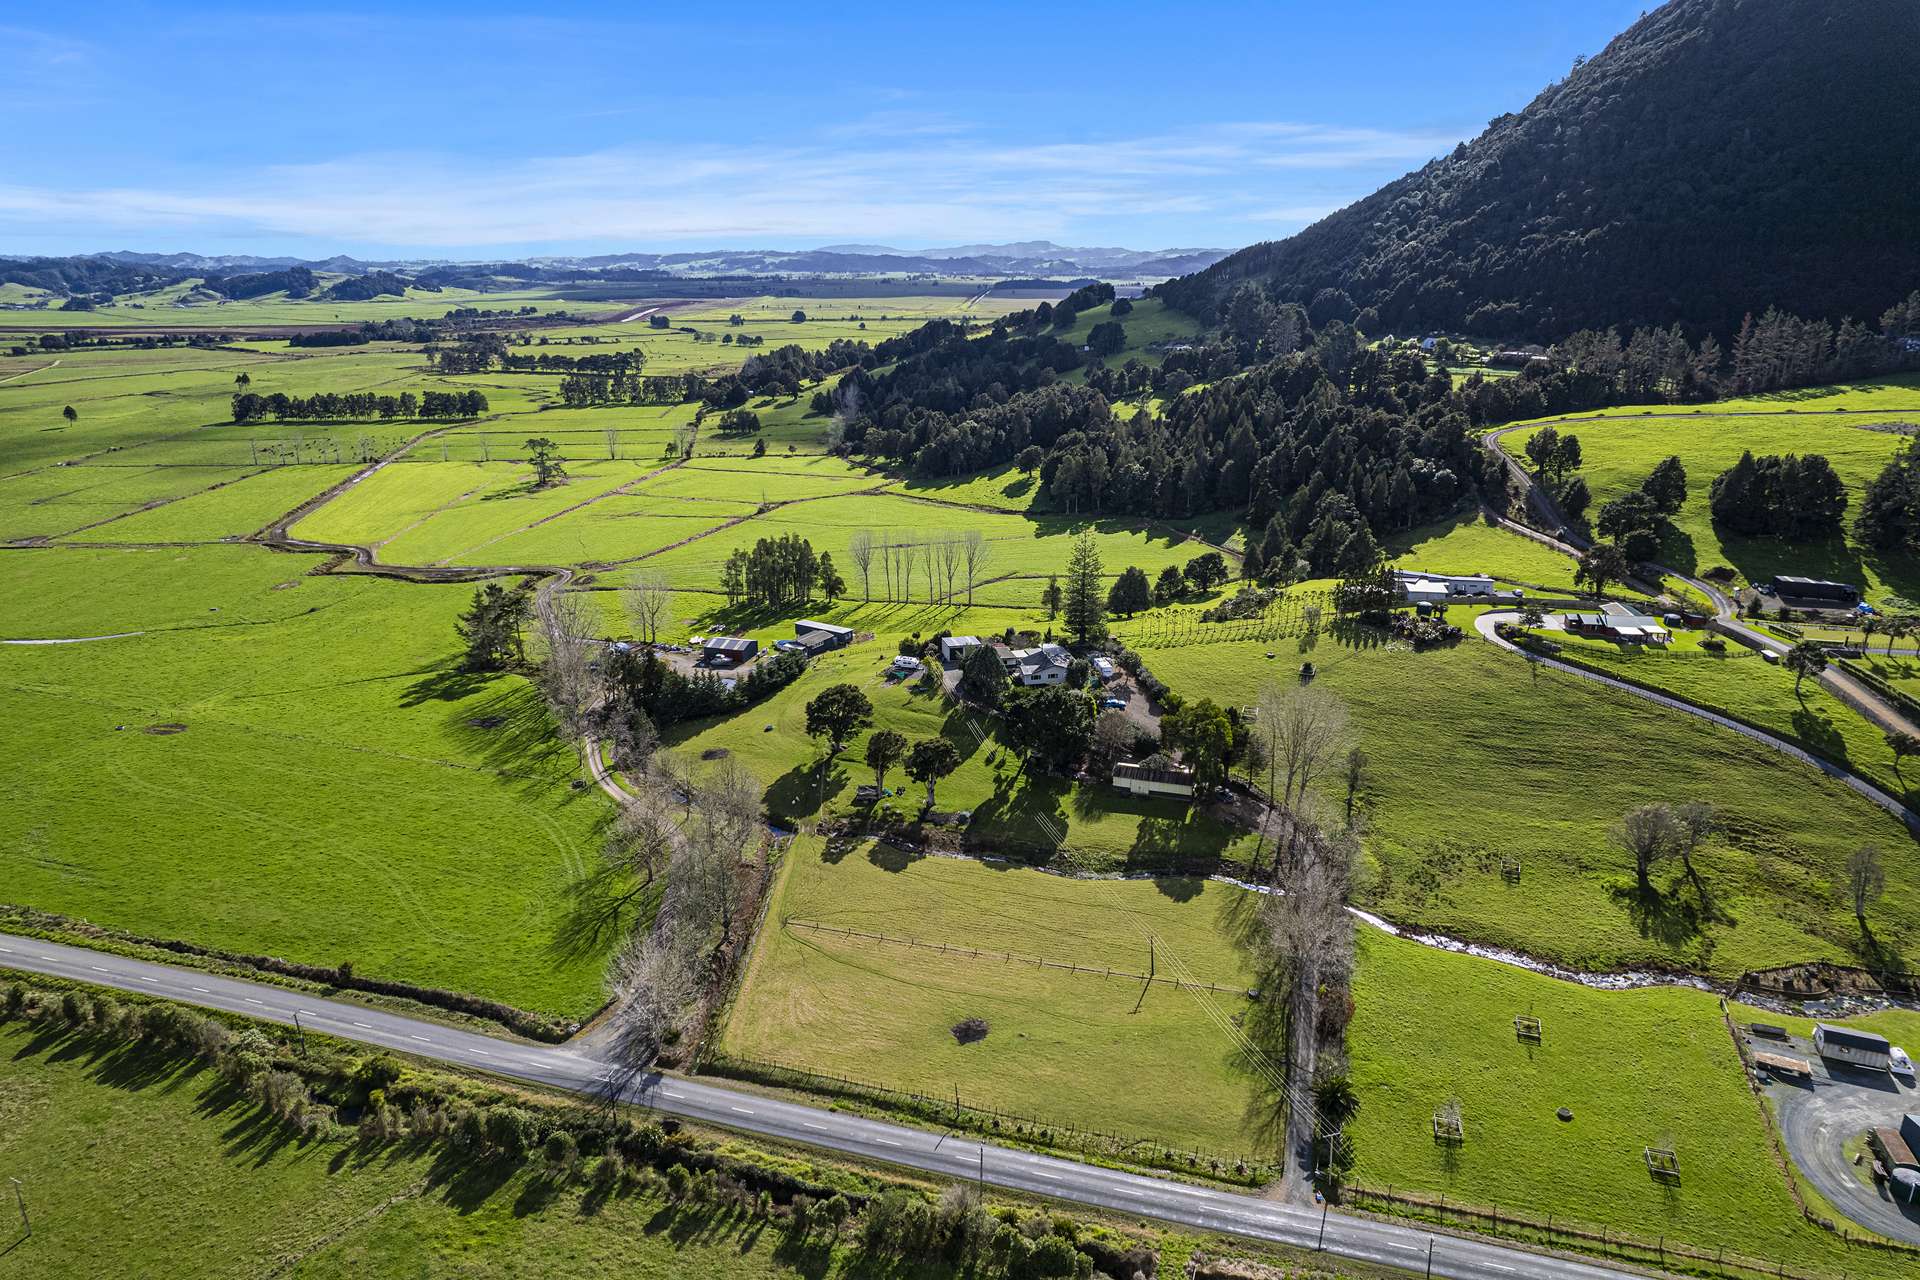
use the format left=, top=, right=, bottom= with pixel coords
left=1053, top=298, right=1205, bottom=375
left=60, top=463, right=359, bottom=544
left=890, top=463, right=1046, bottom=513
left=1503, top=409, right=1919, bottom=597
left=1347, top=930, right=1903, bottom=1276
left=0, top=1020, right=919, bottom=1280
left=1152, top=600, right=1916, bottom=976
left=0, top=544, right=609, bottom=1015
left=1525, top=373, right=1920, bottom=422
left=1545, top=630, right=1920, bottom=806
left=722, top=834, right=1266, bottom=1153
left=650, top=599, right=1254, bottom=865
left=1385, top=511, right=1581, bottom=591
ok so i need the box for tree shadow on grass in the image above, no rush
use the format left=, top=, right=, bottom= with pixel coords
left=765, top=756, right=847, bottom=823
left=865, top=843, right=922, bottom=873
left=1788, top=702, right=1850, bottom=765
left=442, top=682, right=592, bottom=801
left=1608, top=877, right=1707, bottom=950
left=399, top=659, right=502, bottom=708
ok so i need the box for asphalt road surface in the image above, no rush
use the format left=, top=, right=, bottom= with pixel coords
left=1, top=932, right=1652, bottom=1280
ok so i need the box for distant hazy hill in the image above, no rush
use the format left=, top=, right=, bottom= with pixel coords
left=1158, top=0, right=1920, bottom=340
left=72, top=242, right=1228, bottom=288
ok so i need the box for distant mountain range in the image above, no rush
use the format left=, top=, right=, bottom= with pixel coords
left=1159, top=0, right=1920, bottom=340
left=80, top=242, right=1228, bottom=282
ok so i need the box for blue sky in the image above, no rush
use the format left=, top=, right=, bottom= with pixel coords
left=2, top=1, right=1651, bottom=259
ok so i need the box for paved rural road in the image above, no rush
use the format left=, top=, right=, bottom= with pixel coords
left=1475, top=612, right=1920, bottom=833
left=0, top=933, right=1648, bottom=1280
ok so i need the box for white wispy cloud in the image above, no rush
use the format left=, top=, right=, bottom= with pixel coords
left=0, top=119, right=1463, bottom=251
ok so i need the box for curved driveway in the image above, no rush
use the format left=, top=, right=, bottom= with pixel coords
left=1475, top=612, right=1920, bottom=833
left=0, top=932, right=1648, bottom=1280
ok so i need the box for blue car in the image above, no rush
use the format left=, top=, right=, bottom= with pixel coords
left=1099, top=696, right=1127, bottom=709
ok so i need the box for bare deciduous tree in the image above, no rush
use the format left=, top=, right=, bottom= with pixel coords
left=536, top=588, right=602, bottom=739
left=604, top=929, right=696, bottom=1077
left=848, top=530, right=875, bottom=603
left=623, top=572, right=672, bottom=646
left=1616, top=802, right=1682, bottom=895
left=938, top=534, right=962, bottom=603
left=1255, top=684, right=1351, bottom=876
left=962, top=529, right=990, bottom=606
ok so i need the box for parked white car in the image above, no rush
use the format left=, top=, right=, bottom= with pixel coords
left=1891, top=1046, right=1915, bottom=1080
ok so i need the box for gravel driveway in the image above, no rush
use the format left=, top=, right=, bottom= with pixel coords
left=1746, top=1027, right=1920, bottom=1244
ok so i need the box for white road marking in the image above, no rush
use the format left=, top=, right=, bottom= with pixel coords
left=802, top=1122, right=829, bottom=1131
left=729, top=1106, right=755, bottom=1115
left=874, top=1138, right=903, bottom=1147
left=0, top=946, right=11, bottom=952
left=409, top=1035, right=432, bottom=1044
left=1031, top=1171, right=1062, bottom=1180
left=41, top=955, right=59, bottom=961
left=352, top=1021, right=373, bottom=1029
left=662, top=1091, right=686, bottom=1099
left=244, top=997, right=265, bottom=1005
left=190, top=986, right=210, bottom=993
left=136, top=975, right=156, bottom=982
left=470, top=1047, right=491, bottom=1056
left=89, top=966, right=110, bottom=972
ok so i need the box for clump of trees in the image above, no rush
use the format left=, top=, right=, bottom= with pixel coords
left=1595, top=455, right=1686, bottom=559
left=722, top=535, right=843, bottom=607
left=1708, top=450, right=1847, bottom=538
left=843, top=528, right=994, bottom=606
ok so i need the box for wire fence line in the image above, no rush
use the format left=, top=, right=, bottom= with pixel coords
left=698, top=1047, right=1279, bottom=1185
left=783, top=917, right=1253, bottom=996
left=1342, top=1181, right=1918, bottom=1280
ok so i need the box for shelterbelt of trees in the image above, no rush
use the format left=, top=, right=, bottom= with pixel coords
left=230, top=389, right=489, bottom=423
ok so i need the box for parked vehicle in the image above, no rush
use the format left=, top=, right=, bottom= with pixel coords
left=1892, top=1046, right=1915, bottom=1079
left=1099, top=696, right=1127, bottom=709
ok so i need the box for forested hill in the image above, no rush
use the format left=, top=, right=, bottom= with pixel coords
left=1157, top=0, right=1920, bottom=342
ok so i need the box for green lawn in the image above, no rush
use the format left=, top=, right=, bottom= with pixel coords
left=721, top=834, right=1268, bottom=1154
left=1152, top=598, right=1917, bottom=976
left=1347, top=930, right=1908, bottom=1277
left=0, top=1019, right=928, bottom=1280
left=1503, top=410, right=1919, bottom=599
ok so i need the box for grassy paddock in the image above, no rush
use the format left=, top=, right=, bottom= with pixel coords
left=1347, top=930, right=1906, bottom=1276
left=721, top=835, right=1268, bottom=1154
left=1153, top=602, right=1915, bottom=975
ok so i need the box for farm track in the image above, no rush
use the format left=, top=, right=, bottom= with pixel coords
left=0, top=357, right=60, bottom=383
left=1475, top=611, right=1920, bottom=832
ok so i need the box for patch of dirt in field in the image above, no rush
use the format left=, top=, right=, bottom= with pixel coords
left=272, top=579, right=302, bottom=590
left=952, top=1017, right=990, bottom=1045
left=701, top=747, right=730, bottom=760
left=143, top=722, right=188, bottom=735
